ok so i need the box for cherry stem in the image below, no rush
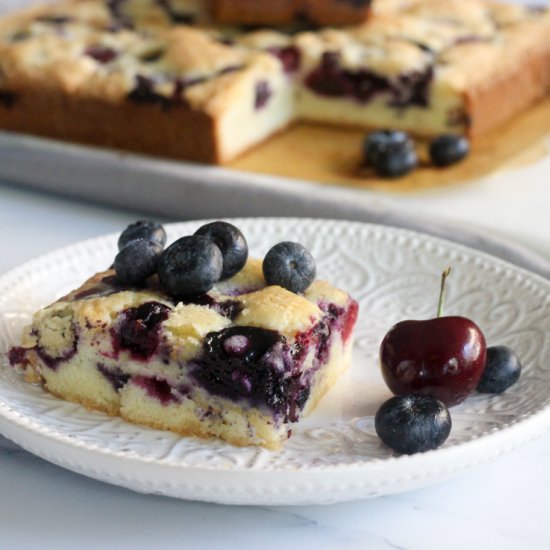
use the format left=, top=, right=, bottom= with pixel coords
left=437, top=267, right=452, bottom=318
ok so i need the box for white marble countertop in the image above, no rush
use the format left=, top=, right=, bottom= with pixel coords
left=1, top=179, right=550, bottom=550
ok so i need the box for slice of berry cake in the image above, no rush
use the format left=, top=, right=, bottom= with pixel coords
left=8, top=221, right=358, bottom=449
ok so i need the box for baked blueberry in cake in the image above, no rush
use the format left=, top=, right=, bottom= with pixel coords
left=8, top=221, right=358, bottom=449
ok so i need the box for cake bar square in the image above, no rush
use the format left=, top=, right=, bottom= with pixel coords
left=8, top=257, right=358, bottom=449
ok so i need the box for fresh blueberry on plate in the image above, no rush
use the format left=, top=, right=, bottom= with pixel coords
left=477, top=345, right=522, bottom=394
left=375, top=393, right=452, bottom=454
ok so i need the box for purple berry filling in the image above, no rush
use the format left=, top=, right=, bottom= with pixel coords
left=36, top=333, right=78, bottom=371
left=178, top=293, right=243, bottom=320
left=223, top=334, right=251, bottom=356
left=305, top=51, right=433, bottom=108
left=97, top=363, right=130, bottom=390
left=134, top=375, right=179, bottom=405
left=85, top=45, right=118, bottom=64
left=127, top=66, right=244, bottom=111
left=191, top=317, right=352, bottom=423
left=8, top=346, right=27, bottom=367
left=10, top=30, right=31, bottom=43
left=192, top=326, right=301, bottom=417
left=127, top=75, right=175, bottom=110
left=111, top=301, right=171, bottom=360
left=254, top=81, right=272, bottom=110
left=267, top=46, right=301, bottom=74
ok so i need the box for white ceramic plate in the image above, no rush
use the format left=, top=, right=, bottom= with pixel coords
left=1, top=218, right=549, bottom=506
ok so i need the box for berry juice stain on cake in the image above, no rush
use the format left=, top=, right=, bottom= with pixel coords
left=111, top=302, right=171, bottom=360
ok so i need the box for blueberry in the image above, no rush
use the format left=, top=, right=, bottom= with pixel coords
left=158, top=235, right=223, bottom=297
left=254, top=80, right=272, bottom=110
left=363, top=129, right=410, bottom=164
left=194, top=221, right=248, bottom=280
left=114, top=238, right=163, bottom=285
left=113, top=301, right=171, bottom=359
left=477, top=345, right=522, bottom=394
left=206, top=326, right=281, bottom=364
left=363, top=130, right=418, bottom=178
left=118, top=220, right=167, bottom=250
left=429, top=134, right=470, bottom=167
left=262, top=241, right=316, bottom=294
left=373, top=145, right=418, bottom=178
left=375, top=394, right=452, bottom=455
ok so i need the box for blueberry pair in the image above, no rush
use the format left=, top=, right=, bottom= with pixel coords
left=159, top=222, right=248, bottom=297
left=363, top=130, right=418, bottom=178
left=363, top=129, right=470, bottom=178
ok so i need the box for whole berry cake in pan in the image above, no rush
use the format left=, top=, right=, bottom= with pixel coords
left=8, top=221, right=359, bottom=449
left=210, top=0, right=373, bottom=27
left=0, top=0, right=548, bottom=163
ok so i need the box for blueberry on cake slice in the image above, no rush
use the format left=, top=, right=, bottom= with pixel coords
left=8, top=221, right=358, bottom=449
left=210, top=0, right=373, bottom=27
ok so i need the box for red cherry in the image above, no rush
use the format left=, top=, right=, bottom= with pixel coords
left=379, top=269, right=487, bottom=407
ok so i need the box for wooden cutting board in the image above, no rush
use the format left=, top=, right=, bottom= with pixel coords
left=229, top=97, right=550, bottom=192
